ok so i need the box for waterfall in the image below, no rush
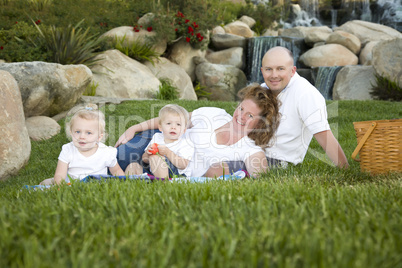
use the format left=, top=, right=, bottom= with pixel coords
left=247, top=36, right=306, bottom=84
left=331, top=9, right=338, bottom=28
left=341, top=0, right=372, bottom=21
left=312, top=66, right=343, bottom=100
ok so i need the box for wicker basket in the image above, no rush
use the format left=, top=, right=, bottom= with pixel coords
left=351, top=119, right=402, bottom=174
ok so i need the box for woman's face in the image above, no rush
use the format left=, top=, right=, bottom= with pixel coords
left=232, top=99, right=262, bottom=135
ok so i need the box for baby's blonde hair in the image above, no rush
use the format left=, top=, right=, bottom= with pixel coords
left=65, top=103, right=106, bottom=141
left=158, top=104, right=190, bottom=127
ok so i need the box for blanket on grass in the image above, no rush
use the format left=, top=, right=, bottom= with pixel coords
left=24, top=170, right=248, bottom=190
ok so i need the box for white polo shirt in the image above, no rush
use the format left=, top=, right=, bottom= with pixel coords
left=262, top=72, right=330, bottom=164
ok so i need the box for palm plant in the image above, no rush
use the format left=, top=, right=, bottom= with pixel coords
left=33, top=19, right=104, bottom=68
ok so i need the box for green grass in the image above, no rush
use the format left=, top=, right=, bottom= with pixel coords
left=1, top=100, right=401, bottom=267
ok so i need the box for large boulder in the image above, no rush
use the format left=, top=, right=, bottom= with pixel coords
left=327, top=30, right=361, bottom=55
left=206, top=47, right=245, bottom=69
left=144, top=57, right=197, bottom=100
left=102, top=26, right=167, bottom=56
left=0, top=70, right=31, bottom=180
left=372, top=38, right=402, bottom=86
left=239, top=15, right=256, bottom=28
left=335, top=20, right=402, bottom=45
left=359, top=41, right=379, bottom=65
left=25, top=116, right=61, bottom=141
left=0, top=62, right=92, bottom=117
left=333, top=65, right=376, bottom=100
left=210, top=34, right=247, bottom=50
left=299, top=44, right=358, bottom=67
left=223, top=21, right=254, bottom=38
left=304, top=26, right=333, bottom=45
left=92, top=49, right=160, bottom=98
left=168, top=38, right=207, bottom=81
left=195, top=57, right=247, bottom=101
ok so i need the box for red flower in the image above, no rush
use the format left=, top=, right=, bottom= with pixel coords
left=35, top=20, right=41, bottom=25
left=186, top=37, right=191, bottom=42
left=134, top=29, right=140, bottom=32
left=0, top=46, right=3, bottom=50
left=15, top=21, right=18, bottom=24
left=193, top=22, right=199, bottom=28
left=147, top=26, right=152, bottom=32
left=185, top=19, right=190, bottom=23
left=198, top=36, right=204, bottom=42
left=175, top=28, right=178, bottom=32
left=176, top=11, right=185, bottom=18
left=149, top=143, right=159, bottom=155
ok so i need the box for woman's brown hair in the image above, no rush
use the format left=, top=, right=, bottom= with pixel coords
left=237, top=83, right=281, bottom=148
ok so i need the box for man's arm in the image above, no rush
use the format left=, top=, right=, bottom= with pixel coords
left=314, top=130, right=349, bottom=168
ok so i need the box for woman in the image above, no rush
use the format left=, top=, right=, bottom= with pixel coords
left=115, top=84, right=280, bottom=178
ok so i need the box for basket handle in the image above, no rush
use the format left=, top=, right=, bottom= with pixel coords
left=351, top=122, right=377, bottom=162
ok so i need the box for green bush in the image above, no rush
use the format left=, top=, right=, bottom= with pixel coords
left=370, top=74, right=402, bottom=101
left=33, top=19, right=105, bottom=68
left=156, top=78, right=179, bottom=100
left=110, top=35, right=160, bottom=64
left=238, top=2, right=285, bottom=35
left=0, top=21, right=50, bottom=62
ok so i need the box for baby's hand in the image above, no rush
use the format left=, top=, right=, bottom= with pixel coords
left=147, top=143, right=159, bottom=155
left=156, top=145, right=169, bottom=156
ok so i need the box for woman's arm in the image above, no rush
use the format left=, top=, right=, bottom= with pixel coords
left=114, top=117, right=160, bottom=148
left=53, top=160, right=69, bottom=184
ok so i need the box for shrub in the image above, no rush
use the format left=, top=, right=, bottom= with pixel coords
left=194, top=81, right=211, bottom=100
left=0, top=21, right=50, bottom=62
left=33, top=19, right=105, bottom=68
left=110, top=35, right=160, bottom=64
left=370, top=74, right=402, bottom=101
left=156, top=78, right=179, bottom=100
left=83, top=81, right=98, bottom=96
left=172, top=11, right=209, bottom=49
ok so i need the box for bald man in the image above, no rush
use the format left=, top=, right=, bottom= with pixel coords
left=260, top=46, right=349, bottom=168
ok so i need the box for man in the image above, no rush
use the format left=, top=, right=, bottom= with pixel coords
left=260, top=46, right=349, bottom=168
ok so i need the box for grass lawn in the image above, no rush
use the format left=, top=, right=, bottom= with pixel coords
left=0, top=99, right=401, bottom=267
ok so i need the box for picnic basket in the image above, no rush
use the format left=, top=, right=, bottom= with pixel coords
left=351, top=119, right=402, bottom=174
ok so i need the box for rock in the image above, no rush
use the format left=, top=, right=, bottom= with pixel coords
left=239, top=15, right=256, bottom=28
left=223, top=21, right=254, bottom=38
left=0, top=62, right=92, bottom=117
left=372, top=38, right=402, bottom=87
left=304, top=26, right=333, bottom=45
left=359, top=41, right=379, bottom=65
left=212, top=26, right=225, bottom=35
left=211, top=33, right=247, bottom=50
left=25, top=116, right=61, bottom=141
left=0, top=70, right=31, bottom=180
left=333, top=65, right=376, bottom=100
left=195, top=62, right=247, bottom=101
left=279, top=26, right=309, bottom=39
left=335, top=20, right=402, bottom=45
left=262, top=28, right=279, bottom=36
left=137, top=12, right=155, bottom=26
left=168, top=38, right=206, bottom=81
left=92, top=49, right=160, bottom=98
left=206, top=47, right=245, bottom=69
left=327, top=30, right=361, bottom=55
left=299, top=44, right=358, bottom=67
left=102, top=26, right=167, bottom=56
left=144, top=57, right=197, bottom=100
